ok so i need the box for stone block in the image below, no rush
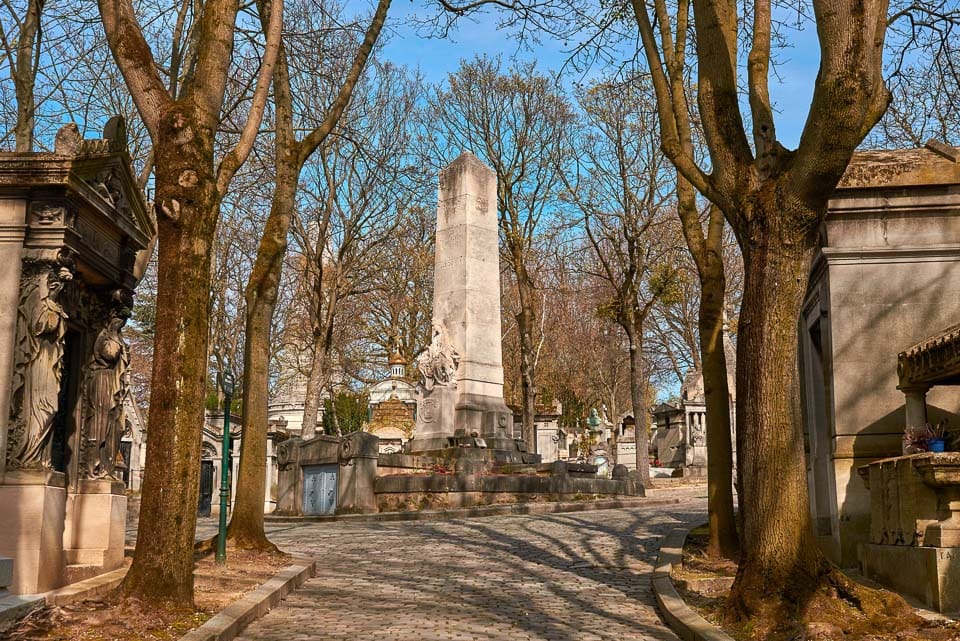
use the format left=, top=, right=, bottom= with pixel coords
left=0, top=475, right=67, bottom=593
left=0, top=557, right=13, bottom=592
left=337, top=457, right=378, bottom=515
left=63, top=481, right=126, bottom=574
left=860, top=543, right=960, bottom=613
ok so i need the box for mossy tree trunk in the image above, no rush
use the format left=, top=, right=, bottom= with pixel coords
left=229, top=0, right=390, bottom=547
left=98, top=0, right=281, bottom=605
left=123, top=113, right=220, bottom=603
left=630, top=0, right=897, bottom=615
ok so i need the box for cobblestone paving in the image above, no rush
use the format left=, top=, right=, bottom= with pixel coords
left=238, top=486, right=706, bottom=641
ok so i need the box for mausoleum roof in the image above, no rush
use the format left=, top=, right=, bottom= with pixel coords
left=839, top=141, right=960, bottom=190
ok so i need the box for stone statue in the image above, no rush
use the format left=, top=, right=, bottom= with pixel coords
left=416, top=321, right=460, bottom=391
left=7, top=261, right=73, bottom=469
left=84, top=294, right=131, bottom=480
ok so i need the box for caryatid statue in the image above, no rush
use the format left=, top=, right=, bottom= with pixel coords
left=6, top=255, right=74, bottom=469
left=84, top=291, right=132, bottom=480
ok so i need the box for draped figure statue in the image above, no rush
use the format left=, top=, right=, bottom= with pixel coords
left=7, top=265, right=72, bottom=469
left=84, top=309, right=129, bottom=480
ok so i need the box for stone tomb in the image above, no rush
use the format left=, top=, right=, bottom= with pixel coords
left=0, top=120, right=154, bottom=593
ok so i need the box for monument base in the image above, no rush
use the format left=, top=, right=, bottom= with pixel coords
left=63, top=479, right=127, bottom=579
left=859, top=542, right=960, bottom=613
left=0, top=470, right=67, bottom=594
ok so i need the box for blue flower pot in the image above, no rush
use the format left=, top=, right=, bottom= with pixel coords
left=929, top=439, right=946, bottom=453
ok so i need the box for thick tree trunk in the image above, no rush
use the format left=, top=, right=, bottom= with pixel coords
left=625, top=323, right=650, bottom=484
left=729, top=196, right=824, bottom=613
left=516, top=272, right=537, bottom=451
left=698, top=266, right=738, bottom=559
left=122, top=113, right=218, bottom=606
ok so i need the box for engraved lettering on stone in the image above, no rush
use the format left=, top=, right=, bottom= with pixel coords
left=74, top=217, right=119, bottom=263
left=475, top=196, right=489, bottom=214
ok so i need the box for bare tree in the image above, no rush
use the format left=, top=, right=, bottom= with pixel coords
left=294, top=63, right=421, bottom=436
left=562, top=78, right=679, bottom=485
left=96, top=0, right=283, bottom=605
left=228, top=0, right=390, bottom=552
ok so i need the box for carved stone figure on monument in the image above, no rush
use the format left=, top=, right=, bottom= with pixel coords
left=416, top=321, right=460, bottom=391
left=6, top=256, right=74, bottom=469
left=83, top=291, right=132, bottom=479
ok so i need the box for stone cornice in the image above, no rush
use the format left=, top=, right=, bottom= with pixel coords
left=822, top=244, right=960, bottom=265
left=898, top=322, right=960, bottom=387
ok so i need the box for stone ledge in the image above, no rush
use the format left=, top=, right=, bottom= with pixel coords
left=179, top=559, right=316, bottom=641
left=43, top=565, right=127, bottom=606
left=267, top=497, right=678, bottom=524
left=0, top=594, right=45, bottom=626
left=652, top=526, right=734, bottom=641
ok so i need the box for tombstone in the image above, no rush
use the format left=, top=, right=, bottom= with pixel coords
left=406, top=153, right=517, bottom=454
left=0, top=120, right=155, bottom=593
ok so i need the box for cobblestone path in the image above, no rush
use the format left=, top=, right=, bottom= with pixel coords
left=238, top=486, right=706, bottom=641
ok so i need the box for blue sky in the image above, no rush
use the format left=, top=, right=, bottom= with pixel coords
left=381, top=3, right=823, bottom=150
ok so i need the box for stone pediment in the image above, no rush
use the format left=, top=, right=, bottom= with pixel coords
left=0, top=119, right=156, bottom=290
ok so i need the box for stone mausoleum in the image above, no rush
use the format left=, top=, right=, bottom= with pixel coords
left=0, top=120, right=154, bottom=594
left=800, top=142, right=960, bottom=613
left=651, top=327, right=736, bottom=472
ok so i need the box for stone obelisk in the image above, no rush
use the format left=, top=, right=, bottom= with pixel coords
left=407, top=153, right=516, bottom=453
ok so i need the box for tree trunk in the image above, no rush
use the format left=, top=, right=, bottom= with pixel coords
left=698, top=263, right=738, bottom=559
left=729, top=194, right=824, bottom=613
left=728, top=189, right=918, bottom=629
left=122, top=113, right=219, bottom=606
left=228, top=174, right=294, bottom=549
left=516, top=271, right=537, bottom=451
left=302, top=289, right=337, bottom=437
left=12, top=0, right=42, bottom=152
left=227, top=40, right=297, bottom=552
left=625, top=323, right=650, bottom=484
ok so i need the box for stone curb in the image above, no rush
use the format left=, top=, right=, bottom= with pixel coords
left=44, top=565, right=128, bottom=606
left=652, top=527, right=735, bottom=641
left=179, top=559, right=316, bottom=641
left=266, top=497, right=679, bottom=524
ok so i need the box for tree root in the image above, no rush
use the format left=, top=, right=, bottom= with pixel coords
left=726, top=562, right=923, bottom=640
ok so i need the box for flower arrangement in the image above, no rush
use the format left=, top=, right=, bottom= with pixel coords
left=903, top=420, right=950, bottom=454
left=903, top=424, right=934, bottom=454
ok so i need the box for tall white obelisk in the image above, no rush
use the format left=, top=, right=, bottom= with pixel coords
left=408, top=152, right=516, bottom=453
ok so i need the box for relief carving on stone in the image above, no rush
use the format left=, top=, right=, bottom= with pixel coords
left=6, top=251, right=75, bottom=470
left=82, top=290, right=132, bottom=480
left=416, top=321, right=459, bottom=391
left=31, top=203, right=66, bottom=226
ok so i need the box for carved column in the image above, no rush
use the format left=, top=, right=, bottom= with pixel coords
left=0, top=199, right=27, bottom=482
left=901, top=384, right=930, bottom=433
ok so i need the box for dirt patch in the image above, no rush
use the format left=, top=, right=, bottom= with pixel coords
left=673, top=530, right=960, bottom=641
left=3, top=548, right=291, bottom=641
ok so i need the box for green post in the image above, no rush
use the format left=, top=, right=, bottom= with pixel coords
left=216, top=369, right=236, bottom=565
